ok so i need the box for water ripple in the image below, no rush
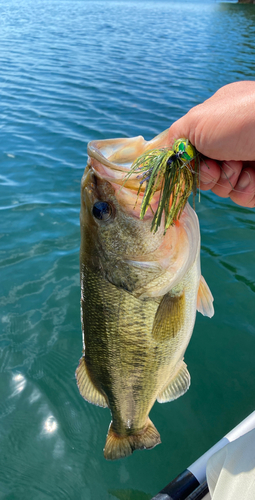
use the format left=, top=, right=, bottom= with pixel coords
left=1, top=0, right=255, bottom=498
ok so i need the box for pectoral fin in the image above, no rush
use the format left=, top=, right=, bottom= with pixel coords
left=157, top=361, right=190, bottom=403
left=197, top=275, right=214, bottom=318
left=75, top=356, right=108, bottom=408
left=152, top=292, right=185, bottom=342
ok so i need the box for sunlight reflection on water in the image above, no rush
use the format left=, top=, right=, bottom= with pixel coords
left=44, top=415, right=58, bottom=434
left=11, top=373, right=27, bottom=395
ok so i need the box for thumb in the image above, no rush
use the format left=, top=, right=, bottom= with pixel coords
left=167, top=114, right=193, bottom=148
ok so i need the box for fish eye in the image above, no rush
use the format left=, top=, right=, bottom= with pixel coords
left=92, top=201, right=113, bottom=221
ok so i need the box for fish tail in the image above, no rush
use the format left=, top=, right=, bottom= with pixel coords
left=104, top=418, right=161, bottom=460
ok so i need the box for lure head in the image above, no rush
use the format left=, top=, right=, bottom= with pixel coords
left=173, top=138, right=196, bottom=163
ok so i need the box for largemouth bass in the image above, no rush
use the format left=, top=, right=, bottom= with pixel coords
left=76, top=129, right=214, bottom=460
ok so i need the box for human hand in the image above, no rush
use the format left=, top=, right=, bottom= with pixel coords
left=167, top=81, right=255, bottom=207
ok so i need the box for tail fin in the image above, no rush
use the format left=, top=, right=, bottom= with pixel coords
left=104, top=418, right=161, bottom=460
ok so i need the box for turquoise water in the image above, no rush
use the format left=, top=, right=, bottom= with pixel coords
left=1, top=0, right=255, bottom=498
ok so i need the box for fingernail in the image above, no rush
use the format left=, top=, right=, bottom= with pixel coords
left=220, top=163, right=234, bottom=180
left=200, top=163, right=216, bottom=185
left=236, top=171, right=251, bottom=190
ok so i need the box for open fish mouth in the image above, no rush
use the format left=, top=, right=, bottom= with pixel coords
left=87, top=129, right=170, bottom=219
left=87, top=128, right=170, bottom=175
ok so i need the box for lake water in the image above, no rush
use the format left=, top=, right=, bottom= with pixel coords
left=1, top=0, right=255, bottom=498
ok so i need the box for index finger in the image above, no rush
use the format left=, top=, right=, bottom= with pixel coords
left=199, top=159, right=221, bottom=191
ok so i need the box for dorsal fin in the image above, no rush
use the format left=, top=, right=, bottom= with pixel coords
left=197, top=275, right=214, bottom=318
left=75, top=356, right=108, bottom=408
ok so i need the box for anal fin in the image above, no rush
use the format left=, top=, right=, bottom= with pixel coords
left=197, top=275, right=214, bottom=318
left=157, top=361, right=190, bottom=403
left=75, top=356, right=108, bottom=408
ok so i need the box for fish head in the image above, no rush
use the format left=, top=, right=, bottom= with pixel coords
left=81, top=130, right=200, bottom=296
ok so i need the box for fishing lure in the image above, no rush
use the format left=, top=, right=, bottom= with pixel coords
left=124, top=138, right=200, bottom=234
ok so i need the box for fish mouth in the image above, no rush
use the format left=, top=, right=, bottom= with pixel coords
left=87, top=129, right=170, bottom=218
left=88, top=128, right=170, bottom=173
